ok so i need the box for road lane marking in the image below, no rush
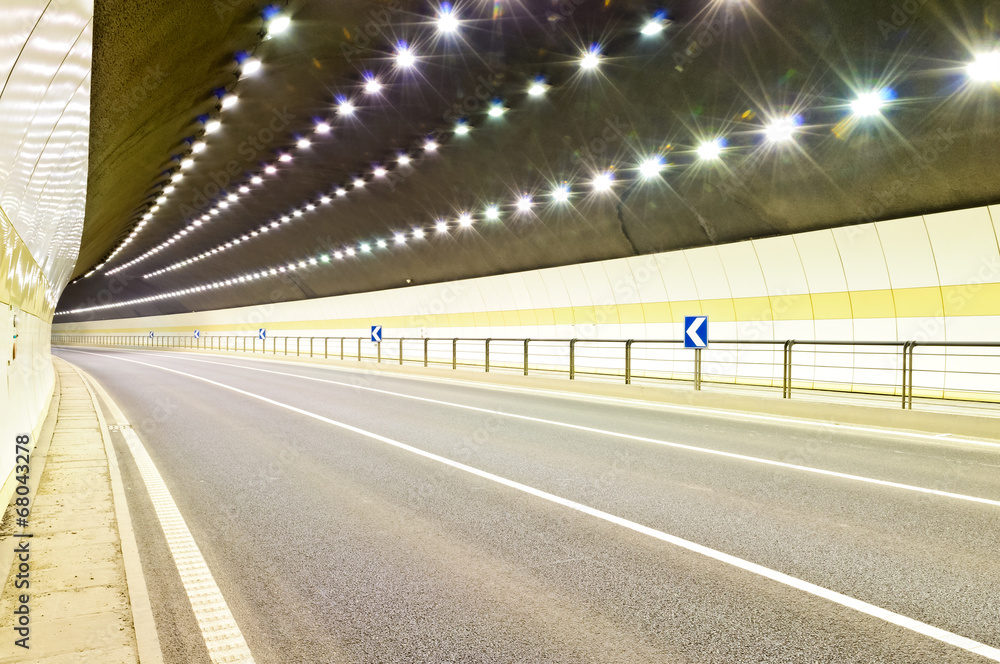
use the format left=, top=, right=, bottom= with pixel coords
left=82, top=349, right=1000, bottom=509
left=57, top=349, right=1000, bottom=661
left=91, top=346, right=1000, bottom=450
left=75, top=358, right=257, bottom=664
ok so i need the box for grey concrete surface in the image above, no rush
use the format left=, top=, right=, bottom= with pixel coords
left=55, top=347, right=1000, bottom=663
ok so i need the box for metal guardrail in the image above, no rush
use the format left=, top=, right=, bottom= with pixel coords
left=52, top=334, right=1000, bottom=409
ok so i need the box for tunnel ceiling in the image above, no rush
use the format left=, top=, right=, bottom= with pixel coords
left=57, top=0, right=1000, bottom=322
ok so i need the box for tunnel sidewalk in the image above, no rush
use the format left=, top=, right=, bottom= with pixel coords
left=0, top=358, right=159, bottom=663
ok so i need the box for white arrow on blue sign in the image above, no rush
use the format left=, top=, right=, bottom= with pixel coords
left=371, top=325, right=382, bottom=343
left=258, top=328, right=266, bottom=340
left=684, top=316, right=708, bottom=349
left=194, top=330, right=200, bottom=339
left=149, top=331, right=155, bottom=339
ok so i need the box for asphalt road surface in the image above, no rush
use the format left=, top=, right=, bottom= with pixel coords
left=54, top=346, right=1000, bottom=664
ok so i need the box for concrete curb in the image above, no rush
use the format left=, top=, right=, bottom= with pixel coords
left=65, top=360, right=164, bottom=664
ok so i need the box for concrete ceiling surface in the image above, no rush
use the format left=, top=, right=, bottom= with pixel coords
left=57, top=0, right=1000, bottom=321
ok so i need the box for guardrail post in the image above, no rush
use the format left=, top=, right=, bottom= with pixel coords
left=694, top=347, right=702, bottom=391
left=569, top=339, right=577, bottom=380
left=358, top=338, right=362, bottom=361
left=324, top=337, right=329, bottom=359
left=399, top=338, right=404, bottom=365
left=625, top=339, right=634, bottom=385
left=296, top=337, right=301, bottom=357
left=424, top=338, right=429, bottom=367
left=782, top=340, right=795, bottom=398
left=908, top=342, right=917, bottom=410
left=452, top=338, right=458, bottom=370
left=377, top=341, right=382, bottom=363
left=523, top=339, right=530, bottom=376
left=485, top=339, right=491, bottom=373
left=901, top=341, right=918, bottom=410
left=340, top=337, right=344, bottom=360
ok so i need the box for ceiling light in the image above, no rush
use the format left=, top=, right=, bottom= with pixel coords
left=251, top=176, right=263, bottom=184
left=279, top=153, right=292, bottom=162
left=204, top=119, right=221, bottom=134
left=551, top=184, right=571, bottom=202
left=363, top=76, right=383, bottom=94
left=424, top=139, right=439, bottom=152
left=376, top=239, right=388, bottom=248
left=398, top=154, right=412, bottom=166
left=267, top=14, right=291, bottom=36
left=591, top=171, right=614, bottom=191
left=221, top=94, right=238, bottom=109
left=967, top=51, right=1000, bottom=82
left=156, top=195, right=167, bottom=204
left=516, top=195, right=533, bottom=212
left=297, top=138, right=311, bottom=149
left=265, top=166, right=277, bottom=174
left=453, top=121, right=470, bottom=135
left=697, top=138, right=725, bottom=160
left=436, top=3, right=459, bottom=33
left=334, top=251, right=344, bottom=259
left=360, top=243, right=371, bottom=253
left=170, top=173, right=183, bottom=182
left=239, top=186, right=250, bottom=193
left=458, top=213, right=473, bottom=227
left=346, top=247, right=356, bottom=256
left=191, top=141, right=206, bottom=153
left=641, top=11, right=668, bottom=36
left=412, top=227, right=425, bottom=238
left=315, top=122, right=331, bottom=134
left=639, top=156, right=666, bottom=179
left=336, top=187, right=347, bottom=196
left=395, top=43, right=416, bottom=68
left=488, top=101, right=507, bottom=117
left=240, top=58, right=261, bottom=77
left=320, top=196, right=331, bottom=204
left=180, top=158, right=194, bottom=170
left=436, top=220, right=449, bottom=232
left=337, top=98, right=356, bottom=116
left=528, top=77, right=548, bottom=96
left=373, top=166, right=387, bottom=177
left=227, top=193, right=238, bottom=202
left=764, top=116, right=800, bottom=143
left=580, top=45, right=602, bottom=70
left=851, top=89, right=893, bottom=117
left=484, top=204, right=500, bottom=220
left=394, top=232, right=407, bottom=244
left=353, top=178, right=365, bottom=188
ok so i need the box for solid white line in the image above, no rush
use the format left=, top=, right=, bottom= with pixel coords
left=76, top=357, right=256, bottom=664
left=93, top=346, right=1000, bottom=450
left=58, top=350, right=1000, bottom=661
left=86, top=349, right=1000, bottom=509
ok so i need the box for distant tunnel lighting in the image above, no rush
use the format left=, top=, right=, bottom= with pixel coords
left=580, top=45, right=602, bottom=70
left=265, top=165, right=277, bottom=174
left=591, top=171, right=614, bottom=191
left=335, top=187, right=347, bottom=196
left=516, top=195, right=534, bottom=212
left=764, top=116, right=799, bottom=143
left=639, top=156, right=666, bottom=179
left=395, top=43, right=416, bottom=68
left=364, top=76, right=383, bottom=94
left=424, top=139, right=439, bottom=152
left=373, top=166, right=388, bottom=177
left=267, top=15, right=291, bottom=36
left=697, top=138, right=725, bottom=160
left=191, top=141, right=206, bottom=153
left=412, top=227, right=425, bottom=238
left=279, top=153, right=292, bottom=162
left=251, top=176, right=263, bottom=184
left=851, top=89, right=891, bottom=117
left=376, top=239, right=387, bottom=248
left=240, top=58, right=261, bottom=77
left=171, top=172, right=184, bottom=182
left=397, top=154, right=412, bottom=166
left=436, top=219, right=449, bottom=232
left=394, top=232, right=407, bottom=244
left=436, top=4, right=459, bottom=33
left=551, top=184, right=571, bottom=202
left=204, top=119, right=221, bottom=134
left=453, top=121, right=470, bottom=135
left=345, top=247, right=356, bottom=256
left=353, top=178, right=366, bottom=188
left=967, top=51, right=1000, bottom=82
left=221, top=94, right=238, bottom=109
left=641, top=12, right=668, bottom=35
left=488, top=101, right=507, bottom=117
left=297, top=138, right=311, bottom=148
left=360, top=243, right=371, bottom=253
left=337, top=98, right=356, bottom=116
left=484, top=204, right=500, bottom=220
left=458, top=212, right=473, bottom=227
left=315, top=122, right=331, bottom=134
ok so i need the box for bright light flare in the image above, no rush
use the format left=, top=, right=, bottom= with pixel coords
left=638, top=156, right=666, bottom=179
left=395, top=43, right=416, bottom=68
left=240, top=58, right=261, bottom=77
left=851, top=88, right=893, bottom=117
left=763, top=116, right=800, bottom=143
left=967, top=51, right=1000, bottom=82
left=337, top=98, right=356, bottom=116
left=697, top=138, right=725, bottom=161
left=436, top=4, right=459, bottom=33
left=267, top=15, right=291, bottom=36
left=551, top=184, right=571, bottom=202
left=591, top=171, right=614, bottom=191
left=641, top=11, right=668, bottom=36
left=364, top=76, right=383, bottom=94
left=580, top=44, right=602, bottom=70
left=516, top=195, right=534, bottom=212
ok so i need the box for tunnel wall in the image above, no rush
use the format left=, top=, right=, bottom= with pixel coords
left=54, top=204, right=1000, bottom=401
left=2, top=0, right=92, bottom=495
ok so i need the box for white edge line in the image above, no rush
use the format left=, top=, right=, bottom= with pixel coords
left=73, top=349, right=1000, bottom=509
left=76, top=345, right=1000, bottom=450
left=62, top=349, right=1000, bottom=661
left=72, top=356, right=256, bottom=664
